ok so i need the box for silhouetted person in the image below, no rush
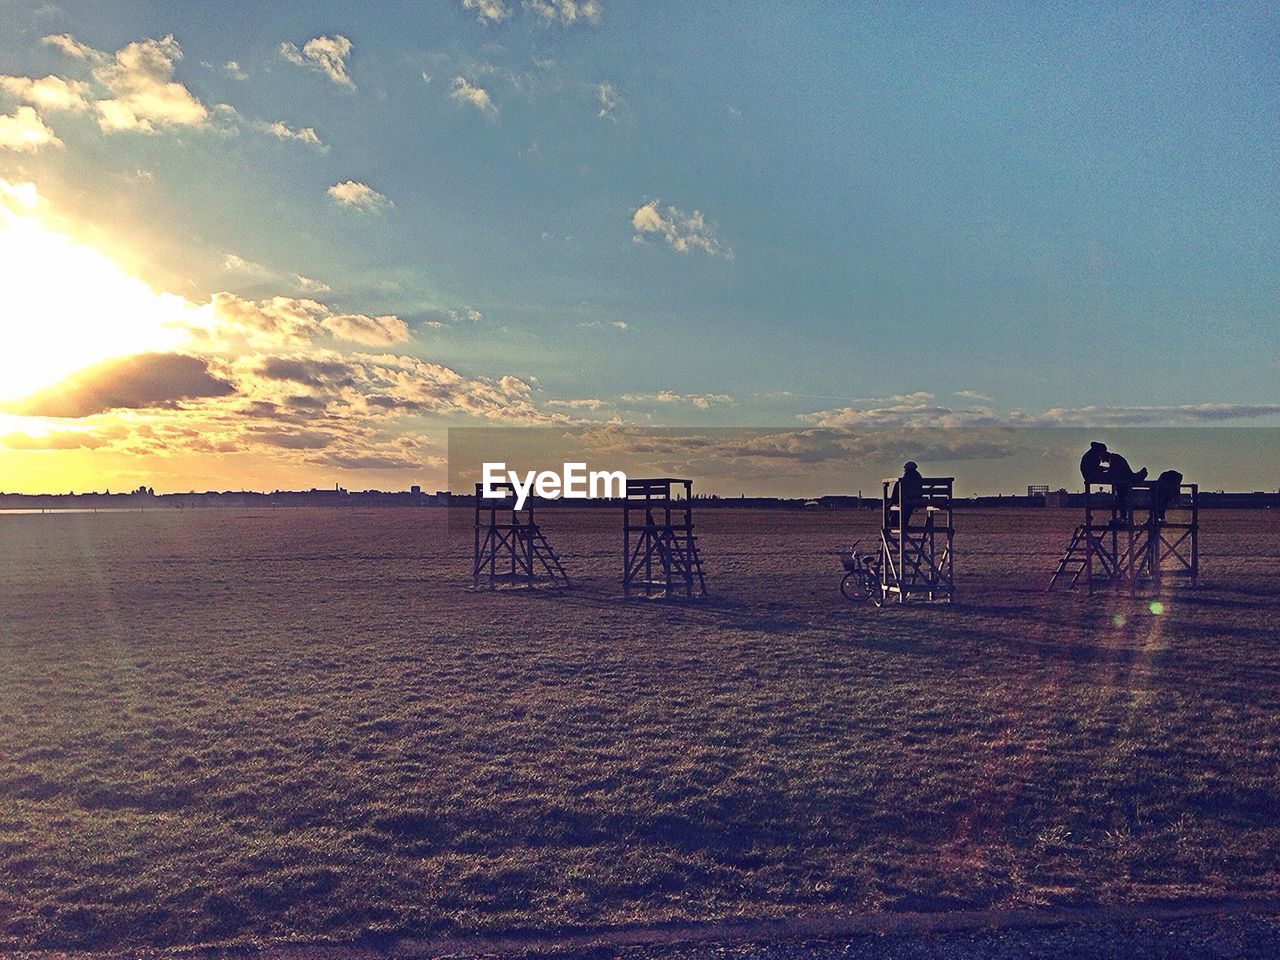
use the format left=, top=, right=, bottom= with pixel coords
left=1107, top=451, right=1147, bottom=522
left=889, top=460, right=925, bottom=528
left=1154, top=469, right=1183, bottom=522
left=1080, top=441, right=1110, bottom=485
left=1081, top=441, right=1148, bottom=522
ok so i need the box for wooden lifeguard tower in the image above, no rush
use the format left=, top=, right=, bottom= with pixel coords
left=471, top=481, right=569, bottom=590
left=880, top=475, right=955, bottom=604
left=623, top=478, right=707, bottom=599
left=1047, top=480, right=1198, bottom=595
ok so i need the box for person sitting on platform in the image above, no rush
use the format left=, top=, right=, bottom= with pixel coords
left=1079, top=441, right=1110, bottom=485
left=1154, top=469, right=1183, bottom=522
left=1079, top=441, right=1147, bottom=523
left=1106, top=451, right=1148, bottom=522
left=888, top=460, right=925, bottom=529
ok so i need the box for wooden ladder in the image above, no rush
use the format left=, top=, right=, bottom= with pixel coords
left=529, top=524, right=570, bottom=587
left=1047, top=525, right=1092, bottom=591
left=660, top=530, right=707, bottom=596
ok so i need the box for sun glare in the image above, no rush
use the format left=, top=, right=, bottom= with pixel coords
left=0, top=181, right=204, bottom=405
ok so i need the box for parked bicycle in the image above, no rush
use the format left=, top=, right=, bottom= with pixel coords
left=840, top=539, right=883, bottom=605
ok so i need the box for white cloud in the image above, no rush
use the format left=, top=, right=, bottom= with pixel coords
left=0, top=106, right=62, bottom=151
left=449, top=76, right=496, bottom=116
left=294, top=275, right=331, bottom=295
left=224, top=60, right=248, bottom=80
left=223, top=257, right=330, bottom=298
left=631, top=200, right=732, bottom=258
left=323, top=313, right=412, bottom=346
left=524, top=0, right=602, bottom=26
left=264, top=120, right=324, bottom=148
left=0, top=179, right=39, bottom=208
left=222, top=252, right=266, bottom=274
left=462, top=0, right=511, bottom=23
left=546, top=397, right=607, bottom=410
left=279, top=35, right=354, bottom=88
left=91, top=35, right=210, bottom=132
left=326, top=180, right=391, bottom=211
left=0, top=74, right=92, bottom=111
left=41, top=34, right=104, bottom=61
left=621, top=390, right=734, bottom=410
left=207, top=293, right=410, bottom=347
left=596, top=82, right=621, bottom=121
left=27, top=35, right=211, bottom=134
left=801, top=396, right=1280, bottom=429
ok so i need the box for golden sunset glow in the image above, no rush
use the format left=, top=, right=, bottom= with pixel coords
left=0, top=181, right=200, bottom=404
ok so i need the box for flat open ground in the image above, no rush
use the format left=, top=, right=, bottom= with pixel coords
left=1, top=506, right=1278, bottom=954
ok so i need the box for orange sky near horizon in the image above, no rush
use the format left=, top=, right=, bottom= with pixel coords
left=1, top=186, right=1278, bottom=499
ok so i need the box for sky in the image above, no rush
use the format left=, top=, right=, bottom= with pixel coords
left=0, top=0, right=1276, bottom=495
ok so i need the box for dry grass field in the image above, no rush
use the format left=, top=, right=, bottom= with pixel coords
left=0, top=506, right=1278, bottom=953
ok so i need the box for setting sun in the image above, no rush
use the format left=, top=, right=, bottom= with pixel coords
left=0, top=180, right=199, bottom=405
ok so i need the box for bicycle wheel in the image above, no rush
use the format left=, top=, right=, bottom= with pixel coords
left=868, top=570, right=884, bottom=606
left=841, top=570, right=872, bottom=602
left=864, top=570, right=882, bottom=604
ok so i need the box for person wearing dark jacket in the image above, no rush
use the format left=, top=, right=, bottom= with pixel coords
left=1154, top=469, right=1183, bottom=521
left=1080, top=441, right=1147, bottom=521
left=889, top=461, right=925, bottom=529
left=1080, top=441, right=1109, bottom=484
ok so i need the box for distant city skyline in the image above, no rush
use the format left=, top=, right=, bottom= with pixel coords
left=0, top=2, right=1277, bottom=494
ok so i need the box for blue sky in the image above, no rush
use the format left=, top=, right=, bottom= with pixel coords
left=0, top=1, right=1276, bottom=491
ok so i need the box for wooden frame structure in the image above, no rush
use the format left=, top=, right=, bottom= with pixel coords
left=471, top=481, right=569, bottom=590
left=623, top=478, right=707, bottom=599
left=880, top=476, right=955, bottom=604
left=1047, top=480, right=1198, bottom=595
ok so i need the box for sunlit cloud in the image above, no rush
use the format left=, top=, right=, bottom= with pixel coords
left=0, top=179, right=198, bottom=400
left=524, top=0, right=602, bottom=26
left=326, top=180, right=391, bottom=211
left=802, top=395, right=1280, bottom=429
left=40, top=34, right=103, bottom=61
left=0, top=426, right=110, bottom=451
left=294, top=275, right=331, bottom=295
left=546, top=397, right=608, bottom=410
left=0, top=180, right=574, bottom=488
left=596, top=82, right=621, bottom=121
left=620, top=390, right=734, bottom=410
left=23, top=34, right=212, bottom=135
left=90, top=35, right=210, bottom=132
left=631, top=200, right=732, bottom=259
left=449, top=76, right=497, bottom=116
left=0, top=106, right=61, bottom=151
left=263, top=120, right=325, bottom=148
left=0, top=74, right=92, bottom=112
left=203, top=294, right=410, bottom=348
left=222, top=252, right=266, bottom=274
left=462, top=0, right=511, bottom=24
left=11, top=353, right=235, bottom=418
left=279, top=35, right=355, bottom=88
